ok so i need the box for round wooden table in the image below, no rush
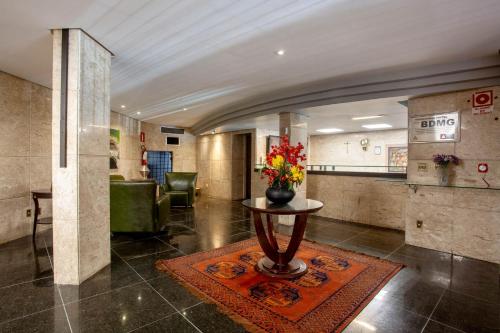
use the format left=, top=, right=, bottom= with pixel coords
left=242, top=197, right=323, bottom=278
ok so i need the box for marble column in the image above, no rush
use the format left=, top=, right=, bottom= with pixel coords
left=51, top=29, right=112, bottom=284
left=279, top=112, right=308, bottom=225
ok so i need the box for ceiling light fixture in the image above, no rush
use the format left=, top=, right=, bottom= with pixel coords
left=275, top=49, right=285, bottom=56
left=211, top=129, right=216, bottom=135
left=362, top=123, right=392, bottom=129
left=352, top=115, right=383, bottom=120
left=136, top=111, right=141, bottom=115
left=120, top=105, right=126, bottom=109
left=183, top=107, right=188, bottom=111
left=317, top=128, right=344, bottom=133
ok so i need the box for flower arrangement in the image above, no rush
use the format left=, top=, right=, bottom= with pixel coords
left=432, top=154, right=460, bottom=167
left=261, top=135, right=306, bottom=190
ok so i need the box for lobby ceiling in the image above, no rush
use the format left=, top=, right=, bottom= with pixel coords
left=1, top=0, right=500, bottom=129
left=214, top=96, right=408, bottom=135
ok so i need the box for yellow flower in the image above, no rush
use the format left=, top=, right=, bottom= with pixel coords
left=271, top=155, right=285, bottom=169
left=290, top=166, right=304, bottom=182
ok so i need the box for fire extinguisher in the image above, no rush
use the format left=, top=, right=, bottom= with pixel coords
left=140, top=132, right=147, bottom=165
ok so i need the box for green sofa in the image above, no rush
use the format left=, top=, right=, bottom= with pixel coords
left=160, top=172, right=197, bottom=207
left=110, top=180, right=170, bottom=232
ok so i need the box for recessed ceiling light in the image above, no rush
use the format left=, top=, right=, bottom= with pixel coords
left=275, top=49, right=285, bottom=56
left=120, top=105, right=126, bottom=109
left=136, top=111, right=141, bottom=115
left=362, top=123, right=392, bottom=129
left=317, top=128, right=344, bottom=133
left=211, top=129, right=216, bottom=135
left=352, top=115, right=383, bottom=120
left=183, top=107, right=188, bottom=111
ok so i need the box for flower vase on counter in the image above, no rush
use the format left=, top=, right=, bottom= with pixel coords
left=432, top=154, right=460, bottom=186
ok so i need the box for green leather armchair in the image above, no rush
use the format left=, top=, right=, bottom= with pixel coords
left=110, top=180, right=170, bottom=232
left=160, top=172, right=198, bottom=207
left=110, top=174, right=125, bottom=181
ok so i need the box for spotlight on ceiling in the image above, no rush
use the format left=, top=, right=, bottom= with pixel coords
left=362, top=123, right=392, bottom=129
left=136, top=111, right=141, bottom=115
left=317, top=128, right=344, bottom=133
left=352, top=115, right=383, bottom=120
left=120, top=105, right=126, bottom=109
left=275, top=49, right=285, bottom=56
left=211, top=129, right=216, bottom=135
left=183, top=107, right=188, bottom=111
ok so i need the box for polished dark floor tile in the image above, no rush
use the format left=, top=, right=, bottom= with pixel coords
left=1, top=197, right=499, bottom=333
left=131, top=313, right=198, bottom=333
left=148, top=276, right=202, bottom=310
left=343, top=298, right=428, bottom=333
left=423, top=320, right=465, bottom=333
left=0, top=278, right=61, bottom=323
left=65, top=282, right=176, bottom=333
left=127, top=249, right=184, bottom=280
left=112, top=237, right=174, bottom=260
left=448, top=255, right=500, bottom=304
left=110, top=233, right=157, bottom=246
left=431, top=290, right=499, bottom=333
left=0, top=306, right=70, bottom=333
left=343, top=229, right=404, bottom=254
left=184, top=303, right=246, bottom=333
left=378, top=270, right=445, bottom=317
left=0, top=236, right=52, bottom=288
left=58, top=253, right=141, bottom=304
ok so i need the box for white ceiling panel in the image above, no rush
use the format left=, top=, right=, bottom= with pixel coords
left=1, top=0, right=499, bottom=129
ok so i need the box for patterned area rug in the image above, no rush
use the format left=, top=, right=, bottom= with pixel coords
left=156, top=236, right=403, bottom=333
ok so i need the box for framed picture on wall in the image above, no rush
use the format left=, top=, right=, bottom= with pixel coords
left=266, top=135, right=280, bottom=153
left=387, top=146, right=408, bottom=173
left=110, top=128, right=120, bottom=169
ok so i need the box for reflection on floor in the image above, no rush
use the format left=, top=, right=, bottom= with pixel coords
left=0, top=197, right=498, bottom=333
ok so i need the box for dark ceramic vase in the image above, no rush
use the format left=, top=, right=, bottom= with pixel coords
left=265, top=186, right=295, bottom=205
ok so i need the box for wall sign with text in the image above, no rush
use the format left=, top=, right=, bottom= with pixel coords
left=409, top=112, right=460, bottom=143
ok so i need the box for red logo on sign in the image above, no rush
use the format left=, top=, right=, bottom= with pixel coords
left=472, top=90, right=493, bottom=107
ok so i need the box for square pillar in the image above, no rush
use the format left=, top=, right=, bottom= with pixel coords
left=279, top=112, right=308, bottom=225
left=51, top=29, right=112, bottom=284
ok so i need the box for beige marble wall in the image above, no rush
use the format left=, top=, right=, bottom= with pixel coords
left=52, top=29, right=111, bottom=284
left=141, top=122, right=197, bottom=173
left=110, top=111, right=142, bottom=180
left=406, top=86, right=500, bottom=264
left=197, top=129, right=256, bottom=200
left=0, top=71, right=52, bottom=244
left=310, top=129, right=408, bottom=171
left=307, top=175, right=407, bottom=230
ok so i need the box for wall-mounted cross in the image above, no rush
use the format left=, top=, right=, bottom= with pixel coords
left=344, top=141, right=350, bottom=154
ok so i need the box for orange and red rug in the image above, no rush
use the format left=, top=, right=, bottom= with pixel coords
left=156, top=236, right=403, bottom=333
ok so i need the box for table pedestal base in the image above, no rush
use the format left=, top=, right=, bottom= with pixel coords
left=255, top=256, right=308, bottom=279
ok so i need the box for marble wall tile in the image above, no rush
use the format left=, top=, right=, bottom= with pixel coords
left=451, top=208, right=500, bottom=264
left=78, top=155, right=110, bottom=281
left=307, top=175, right=407, bottom=230
left=29, top=84, right=52, bottom=157
left=406, top=86, right=500, bottom=263
left=0, top=157, right=29, bottom=200
left=0, top=72, right=30, bottom=156
left=453, top=188, right=500, bottom=212
left=0, top=196, right=30, bottom=244
left=405, top=202, right=453, bottom=253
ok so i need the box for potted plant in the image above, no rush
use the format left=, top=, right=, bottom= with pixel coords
left=261, top=136, right=306, bottom=204
left=432, top=154, right=460, bottom=186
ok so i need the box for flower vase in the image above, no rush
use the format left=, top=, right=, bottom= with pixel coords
left=265, top=186, right=295, bottom=205
left=436, top=166, right=450, bottom=186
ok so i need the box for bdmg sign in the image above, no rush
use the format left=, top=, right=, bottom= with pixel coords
left=410, top=112, right=460, bottom=143
left=420, top=118, right=456, bottom=128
